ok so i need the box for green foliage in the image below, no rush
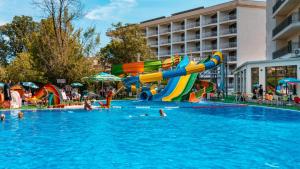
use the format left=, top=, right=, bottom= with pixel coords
left=6, top=52, right=44, bottom=82
left=0, top=16, right=39, bottom=65
left=0, top=66, right=7, bottom=81
left=100, top=22, right=154, bottom=64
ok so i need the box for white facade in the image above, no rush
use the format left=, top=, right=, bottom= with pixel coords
left=234, top=58, right=300, bottom=94
left=140, top=0, right=266, bottom=90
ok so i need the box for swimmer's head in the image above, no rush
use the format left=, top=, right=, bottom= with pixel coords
left=18, top=112, right=24, bottom=119
left=0, top=114, right=5, bottom=121
left=159, top=109, right=166, bottom=117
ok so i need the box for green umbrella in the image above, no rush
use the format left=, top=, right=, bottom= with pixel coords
left=0, top=82, right=4, bottom=88
left=22, top=82, right=39, bottom=89
left=71, top=82, right=83, bottom=87
left=83, top=72, right=122, bottom=82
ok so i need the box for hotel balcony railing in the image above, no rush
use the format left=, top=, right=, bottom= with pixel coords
left=151, top=52, right=158, bottom=56
left=187, top=34, right=200, bottom=41
left=221, top=28, right=237, bottom=35
left=187, top=47, right=201, bottom=52
left=273, top=13, right=300, bottom=37
left=148, top=41, right=158, bottom=46
left=204, top=18, right=218, bottom=25
left=160, top=39, right=171, bottom=45
left=203, top=44, right=217, bottom=51
left=272, top=42, right=299, bottom=59
left=147, top=31, right=158, bottom=36
left=173, top=37, right=185, bottom=43
left=226, top=55, right=237, bottom=62
left=221, top=42, right=237, bottom=48
left=202, top=31, right=217, bottom=38
left=172, top=25, right=185, bottom=32
left=160, top=51, right=171, bottom=56
left=221, top=14, right=237, bottom=22
left=172, top=49, right=185, bottom=54
left=227, top=83, right=234, bottom=88
left=159, top=28, right=171, bottom=34
left=186, top=22, right=200, bottom=29
left=273, top=0, right=286, bottom=14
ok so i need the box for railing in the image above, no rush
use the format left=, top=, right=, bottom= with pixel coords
left=227, top=55, right=237, bottom=62
left=203, top=44, right=217, bottom=51
left=221, top=28, right=237, bottom=35
left=202, top=31, right=217, bottom=38
left=160, top=39, right=171, bottom=45
left=187, top=34, right=200, bottom=40
left=148, top=41, right=158, bottom=46
left=221, top=42, right=237, bottom=48
left=204, top=18, right=218, bottom=25
left=273, top=0, right=286, bottom=14
left=160, top=51, right=171, bottom=56
left=173, top=36, right=185, bottom=43
left=187, top=47, right=201, bottom=52
left=221, top=14, right=237, bottom=22
left=273, top=13, right=300, bottom=37
left=272, top=42, right=299, bottom=59
left=172, top=49, right=185, bottom=54
left=186, top=22, right=200, bottom=29
left=147, top=31, right=158, bottom=36
left=172, top=25, right=185, bottom=31
left=159, top=28, right=171, bottom=34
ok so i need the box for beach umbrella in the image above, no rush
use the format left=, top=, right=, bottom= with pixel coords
left=82, top=72, right=122, bottom=92
left=0, top=82, right=4, bottom=88
left=71, top=82, right=83, bottom=88
left=22, top=82, right=39, bottom=89
left=278, top=78, right=300, bottom=85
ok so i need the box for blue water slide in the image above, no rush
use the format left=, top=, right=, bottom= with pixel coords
left=152, top=56, right=189, bottom=101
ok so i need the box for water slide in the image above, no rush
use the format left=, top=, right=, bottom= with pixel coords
left=32, top=84, right=63, bottom=105
left=123, top=52, right=223, bottom=101
left=111, top=55, right=181, bottom=75
left=170, top=57, right=211, bottom=101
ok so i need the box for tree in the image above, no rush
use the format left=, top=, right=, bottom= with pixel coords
left=101, top=22, right=155, bottom=64
left=0, top=66, right=7, bottom=81
left=0, top=16, right=39, bottom=65
left=30, top=0, right=100, bottom=83
left=6, top=52, right=44, bottom=82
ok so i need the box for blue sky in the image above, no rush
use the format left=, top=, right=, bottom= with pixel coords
left=0, top=0, right=263, bottom=46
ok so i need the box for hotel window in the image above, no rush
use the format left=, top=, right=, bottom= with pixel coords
left=265, top=65, right=297, bottom=93
left=251, top=67, right=259, bottom=91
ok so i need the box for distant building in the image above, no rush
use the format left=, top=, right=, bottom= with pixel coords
left=234, top=0, right=300, bottom=95
left=139, top=0, right=266, bottom=90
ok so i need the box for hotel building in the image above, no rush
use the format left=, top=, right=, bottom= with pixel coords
left=234, top=0, right=300, bottom=95
left=139, top=0, right=266, bottom=90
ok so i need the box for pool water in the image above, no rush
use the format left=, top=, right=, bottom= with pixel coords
left=1, top=101, right=300, bottom=168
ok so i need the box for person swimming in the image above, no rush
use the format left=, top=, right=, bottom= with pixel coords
left=1, top=114, right=5, bottom=121
left=18, top=112, right=24, bottom=119
left=84, top=99, right=92, bottom=111
left=159, top=109, right=167, bottom=117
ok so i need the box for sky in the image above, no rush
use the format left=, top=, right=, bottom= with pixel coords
left=0, top=0, right=264, bottom=46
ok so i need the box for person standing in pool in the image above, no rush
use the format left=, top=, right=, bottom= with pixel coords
left=1, top=114, right=5, bottom=121
left=159, top=109, right=167, bottom=117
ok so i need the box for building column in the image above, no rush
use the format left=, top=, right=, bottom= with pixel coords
left=157, top=25, right=160, bottom=59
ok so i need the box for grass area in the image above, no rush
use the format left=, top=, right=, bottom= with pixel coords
left=214, top=95, right=300, bottom=111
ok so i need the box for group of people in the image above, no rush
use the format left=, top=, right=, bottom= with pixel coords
left=252, top=84, right=264, bottom=100
left=1, top=112, right=24, bottom=122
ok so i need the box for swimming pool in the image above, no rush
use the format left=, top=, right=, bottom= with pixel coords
left=1, top=101, right=300, bottom=168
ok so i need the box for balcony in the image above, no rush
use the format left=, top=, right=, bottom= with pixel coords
left=187, top=34, right=200, bottom=41
left=221, top=14, right=237, bottom=22
left=186, top=22, right=200, bottom=29
left=147, top=31, right=158, bottom=36
left=173, top=37, right=185, bottom=43
left=202, top=31, right=217, bottom=38
left=272, top=13, right=300, bottom=39
left=159, top=28, right=171, bottom=34
left=172, top=25, right=185, bottom=32
left=148, top=41, right=158, bottom=46
left=221, top=42, right=237, bottom=49
left=221, top=28, right=237, bottom=35
left=203, top=44, right=217, bottom=51
left=172, top=49, right=185, bottom=55
left=204, top=18, right=218, bottom=25
left=272, top=0, right=298, bottom=16
left=160, top=39, right=171, bottom=45
left=187, top=47, right=201, bottom=52
left=160, top=51, right=171, bottom=56
left=226, top=55, right=237, bottom=62
left=272, top=42, right=299, bottom=59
